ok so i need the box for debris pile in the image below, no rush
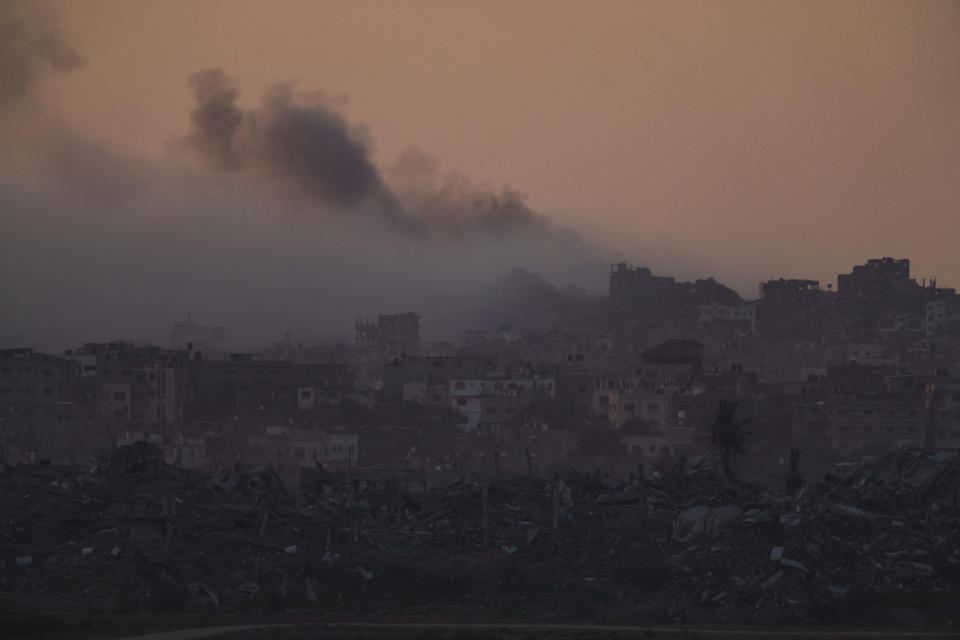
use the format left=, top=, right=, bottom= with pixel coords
left=1, top=445, right=958, bottom=626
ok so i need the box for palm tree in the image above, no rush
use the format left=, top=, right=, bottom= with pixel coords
left=711, top=400, right=752, bottom=481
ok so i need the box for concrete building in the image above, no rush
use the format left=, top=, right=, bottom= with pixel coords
left=450, top=376, right=556, bottom=431
left=698, top=302, right=757, bottom=334
left=825, top=399, right=925, bottom=453
left=837, top=257, right=914, bottom=307
left=925, top=298, right=960, bottom=336
left=0, top=348, right=77, bottom=425
left=382, top=355, right=492, bottom=406
left=608, top=390, right=672, bottom=431
left=356, top=312, right=421, bottom=361
left=641, top=339, right=704, bottom=386
left=296, top=386, right=343, bottom=410
left=248, top=428, right=359, bottom=487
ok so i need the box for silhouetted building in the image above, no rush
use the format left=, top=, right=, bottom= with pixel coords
left=356, top=312, right=421, bottom=360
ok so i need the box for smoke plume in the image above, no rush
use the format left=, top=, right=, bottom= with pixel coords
left=0, top=8, right=608, bottom=350
left=0, top=1, right=83, bottom=112
left=184, top=68, right=566, bottom=241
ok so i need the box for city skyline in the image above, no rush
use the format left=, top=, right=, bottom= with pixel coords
left=2, top=2, right=958, bottom=294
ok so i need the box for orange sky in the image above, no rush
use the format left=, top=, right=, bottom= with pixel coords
left=38, top=0, right=960, bottom=293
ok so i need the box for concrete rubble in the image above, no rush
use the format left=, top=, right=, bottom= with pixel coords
left=1, top=443, right=958, bottom=626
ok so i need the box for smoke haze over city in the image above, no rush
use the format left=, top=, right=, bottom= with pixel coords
left=4, top=2, right=960, bottom=635
left=3, top=0, right=959, bottom=349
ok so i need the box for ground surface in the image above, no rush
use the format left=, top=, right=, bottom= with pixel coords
left=4, top=612, right=959, bottom=640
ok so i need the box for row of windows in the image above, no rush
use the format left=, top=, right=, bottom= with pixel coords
left=0, top=387, right=54, bottom=396
left=0, top=367, right=55, bottom=376
left=837, top=425, right=918, bottom=434
left=835, top=409, right=917, bottom=417
left=284, top=443, right=355, bottom=460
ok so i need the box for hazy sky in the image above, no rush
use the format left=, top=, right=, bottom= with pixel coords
left=2, top=0, right=960, bottom=347
left=38, top=0, right=960, bottom=290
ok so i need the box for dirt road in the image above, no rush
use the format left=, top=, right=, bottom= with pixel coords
left=115, top=620, right=960, bottom=640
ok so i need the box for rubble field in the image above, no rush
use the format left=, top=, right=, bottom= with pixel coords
left=2, top=443, right=958, bottom=637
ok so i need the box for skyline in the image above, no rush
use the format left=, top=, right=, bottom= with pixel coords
left=2, top=0, right=959, bottom=348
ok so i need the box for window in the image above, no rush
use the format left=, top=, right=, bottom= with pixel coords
left=457, top=398, right=467, bottom=406
left=455, top=381, right=466, bottom=390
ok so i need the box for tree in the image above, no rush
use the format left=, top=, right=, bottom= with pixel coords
left=711, top=400, right=752, bottom=481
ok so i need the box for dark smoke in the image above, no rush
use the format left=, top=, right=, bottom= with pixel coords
left=0, top=1, right=83, bottom=112
left=389, top=147, right=552, bottom=238
left=188, top=69, right=381, bottom=206
left=185, top=68, right=566, bottom=242
left=1, top=23, right=606, bottom=350
left=186, top=69, right=244, bottom=171
left=186, top=68, right=423, bottom=235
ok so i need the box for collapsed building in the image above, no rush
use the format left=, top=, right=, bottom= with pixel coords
left=1, top=443, right=957, bottom=629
